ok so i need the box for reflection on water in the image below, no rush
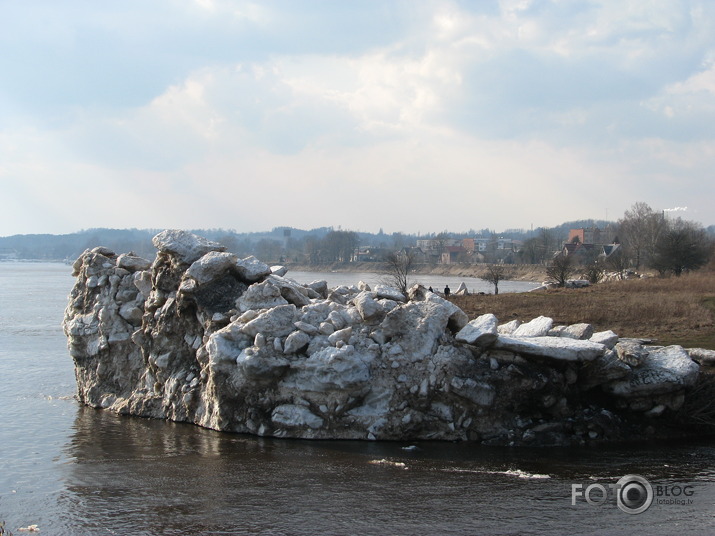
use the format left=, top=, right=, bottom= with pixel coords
left=53, top=406, right=715, bottom=536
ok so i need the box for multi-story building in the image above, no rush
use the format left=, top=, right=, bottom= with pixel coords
left=567, top=226, right=617, bottom=246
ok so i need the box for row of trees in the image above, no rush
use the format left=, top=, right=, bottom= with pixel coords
left=216, top=221, right=612, bottom=266
left=252, top=203, right=710, bottom=288
left=383, top=202, right=713, bottom=294
left=540, top=202, right=713, bottom=286
left=2, top=203, right=711, bottom=279
left=216, top=230, right=360, bottom=264
left=618, top=202, right=712, bottom=276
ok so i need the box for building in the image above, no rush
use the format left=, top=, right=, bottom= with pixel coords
left=416, top=236, right=518, bottom=265
left=563, top=226, right=620, bottom=261
left=440, top=246, right=468, bottom=264
left=567, top=226, right=617, bottom=246
left=470, top=238, right=516, bottom=252
left=416, top=238, right=462, bottom=250
left=354, top=246, right=390, bottom=262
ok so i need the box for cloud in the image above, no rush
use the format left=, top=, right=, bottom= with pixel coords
left=1, top=0, right=715, bottom=236
left=642, top=59, right=715, bottom=142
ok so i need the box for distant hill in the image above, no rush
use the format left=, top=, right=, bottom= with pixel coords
left=0, top=229, right=158, bottom=261
left=0, top=221, right=617, bottom=262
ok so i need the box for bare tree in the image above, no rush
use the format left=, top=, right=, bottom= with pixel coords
left=581, top=258, right=606, bottom=284
left=255, top=238, right=282, bottom=263
left=383, top=249, right=416, bottom=295
left=651, top=219, right=712, bottom=276
left=538, top=228, right=557, bottom=262
left=546, top=254, right=576, bottom=287
left=322, top=230, right=359, bottom=263
left=479, top=264, right=512, bottom=295
left=303, top=235, right=320, bottom=264
left=391, top=232, right=408, bottom=251
left=517, top=229, right=557, bottom=265
left=577, top=247, right=606, bottom=284
left=606, top=245, right=629, bottom=279
left=434, top=231, right=450, bottom=243
left=619, top=202, right=666, bottom=270
left=518, top=237, right=541, bottom=264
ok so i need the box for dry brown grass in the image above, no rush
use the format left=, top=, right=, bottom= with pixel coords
left=450, top=270, right=715, bottom=349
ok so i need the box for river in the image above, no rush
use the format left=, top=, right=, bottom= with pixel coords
left=0, top=262, right=713, bottom=535
left=286, top=271, right=540, bottom=294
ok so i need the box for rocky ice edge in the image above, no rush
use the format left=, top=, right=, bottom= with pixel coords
left=63, top=230, right=707, bottom=447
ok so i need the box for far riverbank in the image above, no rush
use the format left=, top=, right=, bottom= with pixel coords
left=284, top=262, right=547, bottom=283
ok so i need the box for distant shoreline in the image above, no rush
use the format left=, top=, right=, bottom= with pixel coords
left=0, top=258, right=71, bottom=264
left=284, top=262, right=546, bottom=283
left=0, top=258, right=547, bottom=283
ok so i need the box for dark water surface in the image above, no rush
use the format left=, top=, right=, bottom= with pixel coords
left=1, top=263, right=713, bottom=535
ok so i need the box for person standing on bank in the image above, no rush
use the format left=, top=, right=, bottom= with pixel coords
left=444, top=285, right=450, bottom=297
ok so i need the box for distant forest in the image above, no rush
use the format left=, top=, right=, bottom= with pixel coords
left=1, top=220, right=713, bottom=264
left=0, top=221, right=611, bottom=262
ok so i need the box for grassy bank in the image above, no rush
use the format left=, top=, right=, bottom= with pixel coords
left=450, top=270, right=715, bottom=350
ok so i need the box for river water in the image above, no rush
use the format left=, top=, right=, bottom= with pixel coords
left=1, top=262, right=714, bottom=535
left=286, top=271, right=541, bottom=295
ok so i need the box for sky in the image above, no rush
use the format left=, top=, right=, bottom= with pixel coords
left=1, top=0, right=714, bottom=237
